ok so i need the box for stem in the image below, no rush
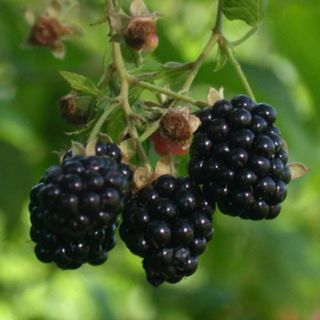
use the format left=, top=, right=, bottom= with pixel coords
left=98, top=63, right=115, bottom=87
left=139, top=119, right=161, bottom=143
left=230, top=26, right=258, bottom=47
left=181, top=33, right=220, bottom=93
left=220, top=38, right=256, bottom=101
left=87, top=103, right=118, bottom=145
left=107, top=0, right=149, bottom=165
left=177, top=0, right=222, bottom=98
left=178, top=0, right=257, bottom=103
left=128, top=76, right=207, bottom=107
left=213, top=0, right=224, bottom=33
left=60, top=1, right=78, bottom=19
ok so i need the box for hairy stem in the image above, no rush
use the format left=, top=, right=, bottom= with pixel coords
left=230, top=26, right=258, bottom=47
left=87, top=103, right=118, bottom=145
left=220, top=38, right=256, bottom=100
left=106, top=0, right=149, bottom=165
left=139, top=119, right=161, bottom=143
left=98, top=63, right=115, bottom=87
left=213, top=0, right=224, bottom=33
left=128, top=76, right=207, bottom=107
left=181, top=33, right=220, bottom=93
left=178, top=0, right=222, bottom=97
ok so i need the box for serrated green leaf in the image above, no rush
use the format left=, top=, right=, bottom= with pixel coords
left=222, top=0, right=268, bottom=26
left=60, top=71, right=101, bottom=96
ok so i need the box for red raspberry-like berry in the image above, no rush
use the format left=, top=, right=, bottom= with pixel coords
left=151, top=130, right=188, bottom=156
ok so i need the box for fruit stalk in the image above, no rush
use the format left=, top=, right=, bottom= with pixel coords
left=220, top=38, right=256, bottom=101
left=87, top=102, right=118, bottom=145
left=180, top=33, right=220, bottom=94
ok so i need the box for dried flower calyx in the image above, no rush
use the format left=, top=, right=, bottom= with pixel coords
left=24, top=1, right=81, bottom=59
left=59, top=92, right=90, bottom=126
left=160, top=108, right=201, bottom=146
left=152, top=108, right=201, bottom=156
left=109, top=0, right=160, bottom=52
left=124, top=16, right=158, bottom=52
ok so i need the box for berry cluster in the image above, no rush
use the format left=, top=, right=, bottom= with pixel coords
left=189, top=95, right=291, bottom=220
left=120, top=175, right=214, bottom=286
left=29, top=154, right=131, bottom=269
left=28, top=94, right=295, bottom=285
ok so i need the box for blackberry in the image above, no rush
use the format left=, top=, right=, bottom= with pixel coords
left=63, top=142, right=123, bottom=164
left=189, top=95, right=291, bottom=220
left=120, top=175, right=214, bottom=286
left=29, top=155, right=131, bottom=268
left=64, top=142, right=132, bottom=183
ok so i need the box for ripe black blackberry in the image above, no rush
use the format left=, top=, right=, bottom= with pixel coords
left=189, top=95, right=291, bottom=220
left=63, top=142, right=132, bottom=182
left=120, top=175, right=214, bottom=286
left=29, top=155, right=131, bottom=269
left=63, top=142, right=122, bottom=162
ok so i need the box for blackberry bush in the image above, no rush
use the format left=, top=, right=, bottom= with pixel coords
left=189, top=95, right=291, bottom=220
left=29, top=155, right=131, bottom=268
left=120, top=175, right=214, bottom=286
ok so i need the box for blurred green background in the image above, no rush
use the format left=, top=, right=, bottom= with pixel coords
left=0, top=0, right=320, bottom=319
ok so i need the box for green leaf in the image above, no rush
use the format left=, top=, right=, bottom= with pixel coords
left=59, top=71, right=101, bottom=96
left=222, top=0, right=268, bottom=26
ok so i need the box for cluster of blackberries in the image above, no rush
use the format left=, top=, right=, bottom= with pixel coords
left=120, top=175, right=214, bottom=286
left=189, top=95, right=291, bottom=220
left=28, top=147, right=131, bottom=269
left=28, top=95, right=292, bottom=286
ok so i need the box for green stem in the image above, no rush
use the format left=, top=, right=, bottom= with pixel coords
left=128, top=76, right=207, bottom=107
left=139, top=119, right=161, bottom=143
left=87, top=103, right=118, bottom=145
left=176, top=0, right=222, bottom=100
left=230, top=26, right=258, bottom=47
left=98, top=63, right=115, bottom=87
left=180, top=33, right=220, bottom=93
left=213, top=0, right=224, bottom=33
left=221, top=39, right=256, bottom=101
left=107, top=0, right=149, bottom=165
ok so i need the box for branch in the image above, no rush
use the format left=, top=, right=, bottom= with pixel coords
left=178, top=0, right=223, bottom=96
left=230, top=26, right=258, bottom=47
left=128, top=76, right=208, bottom=107
left=106, top=0, right=149, bottom=165
left=220, top=37, right=256, bottom=101
left=87, top=103, right=118, bottom=144
left=180, top=33, right=220, bottom=93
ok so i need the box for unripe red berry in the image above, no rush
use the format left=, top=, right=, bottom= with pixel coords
left=151, top=130, right=188, bottom=156
left=151, top=109, right=200, bottom=156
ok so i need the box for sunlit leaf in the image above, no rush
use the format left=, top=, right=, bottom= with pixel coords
left=60, top=71, right=101, bottom=96
left=222, top=0, right=268, bottom=26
